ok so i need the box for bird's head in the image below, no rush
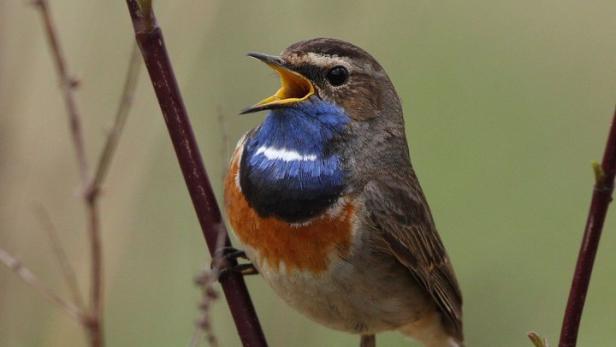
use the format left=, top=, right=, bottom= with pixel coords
left=236, top=39, right=409, bottom=221
left=242, top=38, right=402, bottom=123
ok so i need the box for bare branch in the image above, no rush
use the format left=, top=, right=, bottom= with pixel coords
left=32, top=0, right=141, bottom=343
left=83, top=201, right=103, bottom=347
left=90, top=43, right=141, bottom=192
left=33, top=0, right=108, bottom=338
left=33, top=204, right=85, bottom=310
left=32, top=0, right=89, bottom=187
left=191, top=227, right=227, bottom=347
left=123, top=1, right=268, bottom=346
left=78, top=42, right=142, bottom=347
left=558, top=107, right=616, bottom=347
left=0, top=248, right=82, bottom=322
left=192, top=270, right=221, bottom=347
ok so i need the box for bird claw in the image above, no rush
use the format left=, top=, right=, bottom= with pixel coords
left=215, top=246, right=248, bottom=261
left=213, top=246, right=258, bottom=280
left=218, top=263, right=259, bottom=279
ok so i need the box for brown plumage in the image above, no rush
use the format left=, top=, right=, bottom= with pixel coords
left=364, top=177, right=464, bottom=342
left=225, top=38, right=463, bottom=347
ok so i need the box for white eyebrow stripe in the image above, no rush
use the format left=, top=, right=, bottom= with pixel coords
left=287, top=52, right=352, bottom=70
left=305, top=52, right=351, bottom=68
left=255, top=146, right=318, bottom=162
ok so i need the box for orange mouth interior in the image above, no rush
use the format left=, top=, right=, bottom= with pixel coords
left=252, top=64, right=314, bottom=108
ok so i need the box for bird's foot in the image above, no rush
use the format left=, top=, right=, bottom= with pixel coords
left=218, top=246, right=249, bottom=261
left=219, top=263, right=259, bottom=278
left=213, top=246, right=258, bottom=280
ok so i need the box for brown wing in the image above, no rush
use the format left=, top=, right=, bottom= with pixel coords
left=363, top=177, right=463, bottom=340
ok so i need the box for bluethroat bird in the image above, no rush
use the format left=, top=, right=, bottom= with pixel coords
left=223, top=38, right=463, bottom=347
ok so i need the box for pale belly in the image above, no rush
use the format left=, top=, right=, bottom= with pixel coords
left=242, top=239, right=433, bottom=335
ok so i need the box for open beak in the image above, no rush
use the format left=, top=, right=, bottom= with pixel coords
left=241, top=52, right=315, bottom=114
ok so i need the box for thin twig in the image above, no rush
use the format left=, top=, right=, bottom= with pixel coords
left=33, top=2, right=104, bottom=344
left=191, top=227, right=227, bottom=347
left=82, top=200, right=103, bottom=347
left=123, top=2, right=268, bottom=346
left=80, top=43, right=141, bottom=347
left=33, top=204, right=85, bottom=310
left=191, top=270, right=221, bottom=347
left=33, top=2, right=141, bottom=346
left=558, top=107, right=616, bottom=347
left=31, top=0, right=141, bottom=345
left=91, top=43, right=141, bottom=190
left=0, top=248, right=82, bottom=322
left=33, top=1, right=104, bottom=345
left=79, top=50, right=142, bottom=342
left=80, top=38, right=142, bottom=347
left=33, top=0, right=89, bottom=186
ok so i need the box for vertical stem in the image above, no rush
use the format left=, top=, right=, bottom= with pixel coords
left=85, top=198, right=103, bottom=347
left=559, top=108, right=616, bottom=347
left=33, top=1, right=105, bottom=346
left=123, top=2, right=268, bottom=346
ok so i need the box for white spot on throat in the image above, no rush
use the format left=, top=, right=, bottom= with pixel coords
left=255, top=146, right=318, bottom=162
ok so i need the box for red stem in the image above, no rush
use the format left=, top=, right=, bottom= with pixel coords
left=123, top=2, right=268, bottom=346
left=559, top=108, right=616, bottom=347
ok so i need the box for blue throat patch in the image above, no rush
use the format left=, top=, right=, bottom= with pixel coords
left=239, top=97, right=350, bottom=222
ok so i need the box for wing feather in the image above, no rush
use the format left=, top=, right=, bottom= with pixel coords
left=363, top=178, right=463, bottom=339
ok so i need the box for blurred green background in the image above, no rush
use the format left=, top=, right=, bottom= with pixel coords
left=1, top=1, right=615, bottom=346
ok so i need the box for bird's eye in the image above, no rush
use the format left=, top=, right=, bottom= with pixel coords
left=326, top=66, right=349, bottom=86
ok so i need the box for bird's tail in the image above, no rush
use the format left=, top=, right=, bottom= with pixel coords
left=398, top=311, right=464, bottom=347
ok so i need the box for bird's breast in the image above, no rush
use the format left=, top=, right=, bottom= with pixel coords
left=224, top=147, right=356, bottom=274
